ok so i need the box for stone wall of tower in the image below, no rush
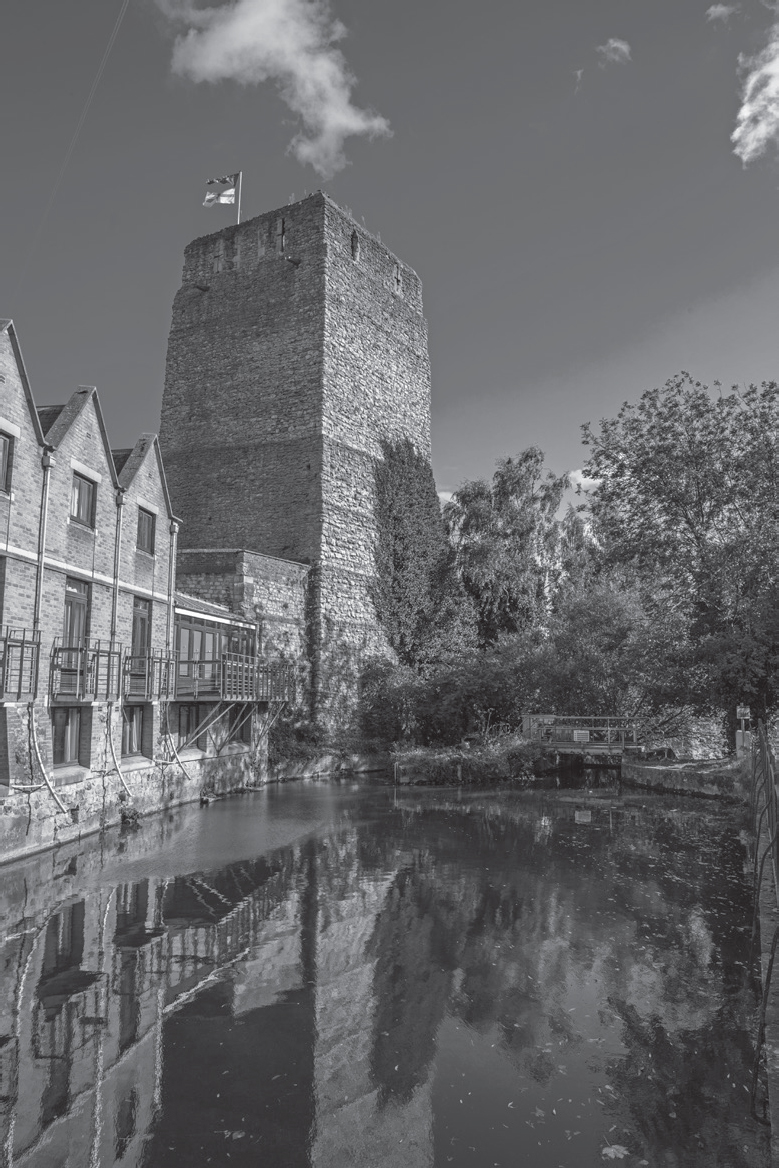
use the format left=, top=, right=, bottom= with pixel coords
left=160, top=195, right=329, bottom=564
left=159, top=192, right=432, bottom=727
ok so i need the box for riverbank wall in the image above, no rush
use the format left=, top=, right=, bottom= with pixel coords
left=0, top=749, right=392, bottom=867
left=0, top=747, right=257, bottom=867
left=621, top=755, right=750, bottom=802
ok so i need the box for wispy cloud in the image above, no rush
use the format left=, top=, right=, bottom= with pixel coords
left=706, top=4, right=739, bottom=23
left=156, top=0, right=390, bottom=177
left=732, top=20, right=779, bottom=163
left=596, top=38, right=632, bottom=67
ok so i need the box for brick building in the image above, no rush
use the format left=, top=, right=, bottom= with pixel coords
left=159, top=191, right=432, bottom=725
left=0, top=319, right=293, bottom=839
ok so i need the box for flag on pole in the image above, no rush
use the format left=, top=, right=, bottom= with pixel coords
left=203, top=173, right=238, bottom=207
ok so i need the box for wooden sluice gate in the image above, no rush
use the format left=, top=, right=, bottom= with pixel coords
left=522, top=715, right=638, bottom=757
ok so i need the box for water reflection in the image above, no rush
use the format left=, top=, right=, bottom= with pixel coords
left=0, top=787, right=769, bottom=1167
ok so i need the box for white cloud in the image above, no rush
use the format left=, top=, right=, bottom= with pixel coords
left=706, top=4, right=739, bottom=23
left=569, top=469, right=600, bottom=493
left=437, top=490, right=453, bottom=506
left=732, top=21, right=779, bottom=164
left=596, top=38, right=632, bottom=67
left=156, top=0, right=390, bottom=177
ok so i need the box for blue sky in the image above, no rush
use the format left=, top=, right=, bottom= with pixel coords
left=1, top=0, right=779, bottom=496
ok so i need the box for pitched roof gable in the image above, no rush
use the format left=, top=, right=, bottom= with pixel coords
left=115, top=433, right=174, bottom=519
left=44, top=386, right=120, bottom=489
left=111, top=448, right=132, bottom=475
left=0, top=319, right=47, bottom=446
left=37, top=405, right=66, bottom=438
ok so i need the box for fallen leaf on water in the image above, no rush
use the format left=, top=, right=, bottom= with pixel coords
left=601, top=1146, right=629, bottom=1160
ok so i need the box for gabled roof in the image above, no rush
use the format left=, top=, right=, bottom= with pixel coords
left=43, top=385, right=120, bottom=489
left=37, top=405, right=66, bottom=438
left=114, top=433, right=174, bottom=519
left=111, top=448, right=132, bottom=475
left=0, top=320, right=47, bottom=446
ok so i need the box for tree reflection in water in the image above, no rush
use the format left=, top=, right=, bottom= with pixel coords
left=0, top=786, right=770, bottom=1168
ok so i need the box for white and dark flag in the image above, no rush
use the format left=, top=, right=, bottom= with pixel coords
left=203, top=174, right=238, bottom=207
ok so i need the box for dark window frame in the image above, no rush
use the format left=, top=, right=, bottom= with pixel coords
left=52, top=706, right=82, bottom=767
left=71, top=472, right=96, bottom=528
left=136, top=507, right=156, bottom=554
left=121, top=704, right=145, bottom=757
left=0, top=432, right=14, bottom=493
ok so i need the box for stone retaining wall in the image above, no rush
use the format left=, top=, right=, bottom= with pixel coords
left=0, top=747, right=256, bottom=866
left=621, top=756, right=749, bottom=801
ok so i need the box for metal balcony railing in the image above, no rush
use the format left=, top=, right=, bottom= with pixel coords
left=522, top=714, right=638, bottom=752
left=50, top=640, right=122, bottom=701
left=0, top=628, right=40, bottom=700
left=175, top=657, right=222, bottom=700
left=123, top=653, right=175, bottom=701
left=175, top=654, right=296, bottom=702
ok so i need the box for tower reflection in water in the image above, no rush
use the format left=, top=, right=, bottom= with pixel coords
left=0, top=789, right=770, bottom=1168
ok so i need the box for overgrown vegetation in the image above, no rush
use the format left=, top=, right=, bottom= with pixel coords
left=363, top=377, right=779, bottom=755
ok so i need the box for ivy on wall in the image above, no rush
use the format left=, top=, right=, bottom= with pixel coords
left=372, top=439, right=473, bottom=668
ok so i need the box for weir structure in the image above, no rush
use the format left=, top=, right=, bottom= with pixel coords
left=159, top=191, right=433, bottom=727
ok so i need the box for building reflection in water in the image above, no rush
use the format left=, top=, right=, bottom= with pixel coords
left=0, top=790, right=770, bottom=1168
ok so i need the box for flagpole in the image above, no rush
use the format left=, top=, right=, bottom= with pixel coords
left=237, top=171, right=242, bottom=225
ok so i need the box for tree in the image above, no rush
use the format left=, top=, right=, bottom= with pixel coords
left=372, top=439, right=475, bottom=668
left=581, top=374, right=779, bottom=738
left=444, top=447, right=569, bottom=646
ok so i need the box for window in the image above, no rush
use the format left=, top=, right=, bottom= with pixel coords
left=136, top=508, right=155, bottom=554
left=131, top=597, right=151, bottom=656
left=0, top=433, right=13, bottom=492
left=275, top=217, right=286, bottom=254
left=121, top=705, right=144, bottom=757
left=351, top=230, right=360, bottom=261
left=63, top=578, right=89, bottom=645
left=175, top=703, right=208, bottom=751
left=228, top=703, right=252, bottom=745
left=52, top=707, right=81, bottom=767
left=71, top=473, right=95, bottom=526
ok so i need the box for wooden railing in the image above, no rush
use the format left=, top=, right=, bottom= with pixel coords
left=0, top=628, right=40, bottom=700
left=50, top=641, right=122, bottom=701
left=176, top=655, right=295, bottom=702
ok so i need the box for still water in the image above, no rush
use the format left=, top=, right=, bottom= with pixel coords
left=0, top=781, right=769, bottom=1168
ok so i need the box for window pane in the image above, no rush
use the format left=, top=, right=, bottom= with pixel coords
left=122, top=706, right=143, bottom=756
left=137, top=508, right=155, bottom=553
left=131, top=598, right=151, bottom=655
left=53, top=707, right=80, bottom=766
left=71, top=474, right=94, bottom=525
left=64, top=578, right=89, bottom=644
left=0, top=435, right=9, bottom=491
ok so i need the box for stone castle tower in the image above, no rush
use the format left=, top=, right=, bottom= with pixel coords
left=159, top=192, right=432, bottom=720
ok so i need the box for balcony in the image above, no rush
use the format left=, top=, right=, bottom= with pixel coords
left=123, top=653, right=175, bottom=701
left=0, top=628, right=40, bottom=701
left=176, top=654, right=296, bottom=702
left=254, top=660, right=296, bottom=703
left=50, top=641, right=122, bottom=702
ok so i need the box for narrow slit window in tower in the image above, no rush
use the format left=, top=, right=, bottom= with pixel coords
left=276, top=218, right=286, bottom=254
left=351, top=230, right=360, bottom=261
left=393, top=263, right=403, bottom=296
